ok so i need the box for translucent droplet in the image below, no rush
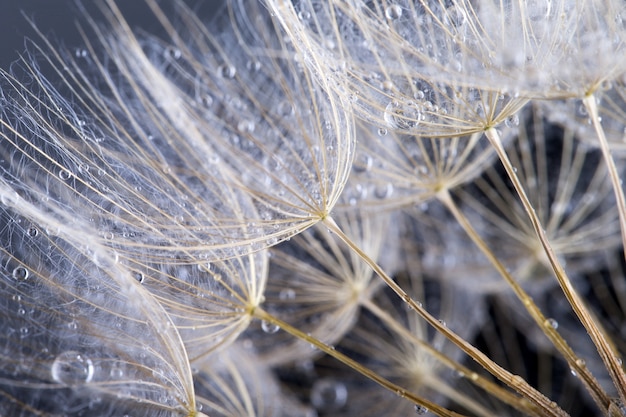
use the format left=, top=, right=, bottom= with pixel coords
left=505, top=114, right=520, bottom=127
left=384, top=100, right=421, bottom=131
left=217, top=64, right=236, bottom=79
left=279, top=288, right=296, bottom=301
left=298, top=10, right=311, bottom=21
left=545, top=318, right=558, bottom=329
left=415, top=404, right=429, bottom=414
left=353, top=154, right=373, bottom=173
left=135, top=272, right=145, bottom=284
left=78, top=163, right=90, bottom=174
left=377, top=127, right=388, bottom=136
left=164, top=46, right=181, bottom=60
left=276, top=100, right=294, bottom=117
left=58, top=169, right=72, bottom=180
left=385, top=4, right=403, bottom=20
left=382, top=80, right=395, bottom=91
left=261, top=320, right=280, bottom=334
left=12, top=266, right=29, bottom=282
left=246, top=60, right=261, bottom=72
left=74, top=48, right=88, bottom=58
left=26, top=227, right=39, bottom=237
left=311, top=378, right=348, bottom=412
left=51, top=351, right=94, bottom=385
left=374, top=183, right=394, bottom=199
left=237, top=120, right=255, bottom=133
left=201, top=94, right=214, bottom=108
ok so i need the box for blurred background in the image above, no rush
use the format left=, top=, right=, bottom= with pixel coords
left=0, top=0, right=224, bottom=71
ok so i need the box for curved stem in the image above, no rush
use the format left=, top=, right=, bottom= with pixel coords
left=362, top=298, right=533, bottom=416
left=252, top=307, right=464, bottom=417
left=485, top=125, right=626, bottom=409
left=436, top=188, right=609, bottom=412
left=584, top=95, right=626, bottom=262
left=323, top=215, right=569, bottom=417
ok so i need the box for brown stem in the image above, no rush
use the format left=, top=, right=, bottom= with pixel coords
left=322, top=216, right=569, bottom=417
left=436, top=188, right=609, bottom=411
left=362, top=298, right=534, bottom=416
left=252, top=307, right=465, bottom=417
left=485, top=125, right=626, bottom=409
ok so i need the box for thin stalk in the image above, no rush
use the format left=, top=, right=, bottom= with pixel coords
left=322, top=216, right=569, bottom=417
left=362, top=298, right=534, bottom=416
left=485, top=126, right=626, bottom=408
left=584, top=94, right=626, bottom=405
left=436, top=188, right=609, bottom=412
left=252, top=307, right=464, bottom=417
left=583, top=95, right=626, bottom=262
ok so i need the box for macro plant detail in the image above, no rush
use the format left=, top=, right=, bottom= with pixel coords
left=1, top=0, right=626, bottom=416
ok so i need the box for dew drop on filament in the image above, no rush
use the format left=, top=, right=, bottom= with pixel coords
left=385, top=5, right=403, bottom=20
left=12, top=267, right=29, bottom=282
left=261, top=320, right=280, bottom=334
left=51, top=351, right=94, bottom=385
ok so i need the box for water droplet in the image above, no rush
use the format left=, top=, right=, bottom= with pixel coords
left=164, top=46, right=181, bottom=60
left=311, top=378, right=348, bottom=412
left=217, top=64, right=236, bottom=79
left=51, top=351, right=94, bottom=385
left=276, top=100, right=294, bottom=117
left=505, top=114, right=520, bottom=127
left=26, top=227, right=39, bottom=237
left=74, top=48, right=88, bottom=58
left=78, top=163, right=90, bottom=174
left=201, top=94, right=214, bottom=108
left=385, top=4, right=403, bottom=20
left=246, top=60, right=261, bottom=72
left=110, top=367, right=124, bottom=379
left=135, top=272, right=145, bottom=284
left=377, top=127, right=388, bottom=136
left=279, top=288, right=296, bottom=301
left=237, top=120, right=255, bottom=133
left=12, top=267, right=29, bottom=282
left=545, top=318, right=558, bottom=329
left=298, top=10, right=311, bottom=21
left=353, top=154, right=373, bottom=173
left=374, top=183, right=394, bottom=199
left=384, top=100, right=421, bottom=131
left=261, top=320, right=280, bottom=334
left=58, top=169, right=72, bottom=180
left=415, top=404, right=429, bottom=414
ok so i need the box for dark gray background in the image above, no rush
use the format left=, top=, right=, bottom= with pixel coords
left=0, top=1, right=224, bottom=71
